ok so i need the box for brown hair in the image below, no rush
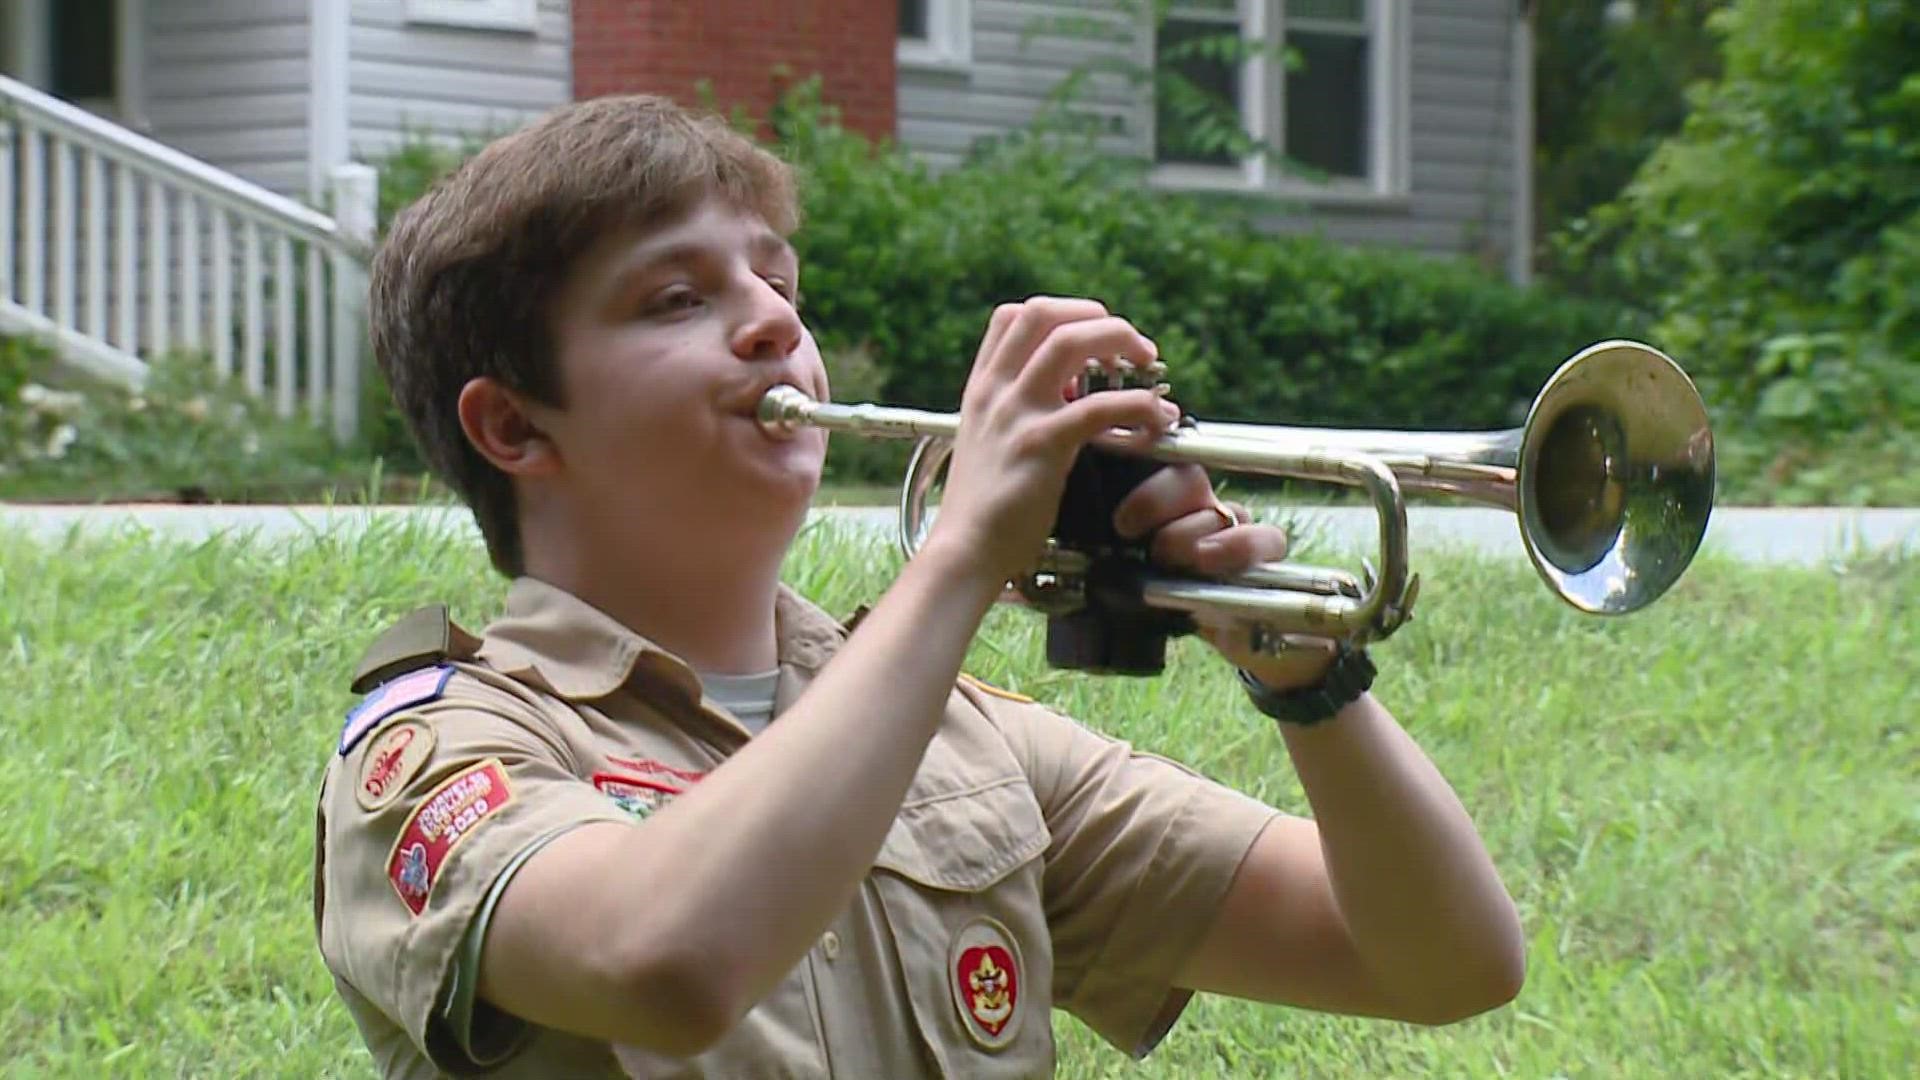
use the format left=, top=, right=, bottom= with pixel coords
left=368, top=94, right=800, bottom=575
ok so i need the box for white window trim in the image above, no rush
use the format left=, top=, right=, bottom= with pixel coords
left=405, top=0, right=538, bottom=34
left=113, top=0, right=147, bottom=131
left=1148, top=0, right=1410, bottom=205
left=898, top=0, right=973, bottom=71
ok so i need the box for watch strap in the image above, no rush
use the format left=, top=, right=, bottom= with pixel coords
left=1237, top=643, right=1376, bottom=726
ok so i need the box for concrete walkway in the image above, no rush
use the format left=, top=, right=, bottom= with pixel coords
left=3, top=503, right=1916, bottom=566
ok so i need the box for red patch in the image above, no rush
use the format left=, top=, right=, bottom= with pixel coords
left=956, top=944, right=1019, bottom=1037
left=355, top=720, right=435, bottom=812
left=602, top=756, right=708, bottom=785
left=949, top=917, right=1023, bottom=1048
left=387, top=759, right=513, bottom=915
left=363, top=729, right=418, bottom=797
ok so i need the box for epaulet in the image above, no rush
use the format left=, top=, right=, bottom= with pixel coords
left=958, top=672, right=1036, bottom=705
left=349, top=603, right=479, bottom=694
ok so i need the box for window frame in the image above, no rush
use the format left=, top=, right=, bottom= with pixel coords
left=898, top=0, right=972, bottom=71
left=1149, top=0, right=1410, bottom=204
left=404, top=0, right=538, bottom=34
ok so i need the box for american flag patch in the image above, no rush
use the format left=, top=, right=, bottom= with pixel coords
left=339, top=665, right=454, bottom=756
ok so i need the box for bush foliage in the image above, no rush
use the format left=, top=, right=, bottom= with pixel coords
left=771, top=86, right=1636, bottom=439
left=1556, top=0, right=1920, bottom=499
left=0, top=337, right=364, bottom=501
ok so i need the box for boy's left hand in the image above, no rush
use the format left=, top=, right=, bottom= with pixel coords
left=1111, top=463, right=1282, bottom=579
left=1113, top=463, right=1340, bottom=692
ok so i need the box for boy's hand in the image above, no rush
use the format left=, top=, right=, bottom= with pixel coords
left=1113, top=463, right=1342, bottom=691
left=1110, top=462, right=1286, bottom=579
left=924, top=297, right=1181, bottom=590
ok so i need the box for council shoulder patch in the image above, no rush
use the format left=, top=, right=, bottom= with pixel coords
left=387, top=759, right=513, bottom=916
left=340, top=664, right=454, bottom=756
left=960, top=673, right=1034, bottom=705
left=949, top=916, right=1024, bottom=1050
left=355, top=720, right=436, bottom=812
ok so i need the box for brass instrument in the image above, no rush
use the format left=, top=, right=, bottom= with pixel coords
left=758, top=340, right=1715, bottom=658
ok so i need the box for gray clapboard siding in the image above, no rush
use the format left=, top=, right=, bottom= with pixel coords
left=145, top=0, right=314, bottom=197
left=346, top=0, right=572, bottom=162
left=898, top=0, right=1148, bottom=168
left=898, top=0, right=1525, bottom=270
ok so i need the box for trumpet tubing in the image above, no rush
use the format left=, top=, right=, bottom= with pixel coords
left=758, top=340, right=1716, bottom=646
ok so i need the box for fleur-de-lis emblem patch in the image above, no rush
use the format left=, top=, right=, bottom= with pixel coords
left=949, top=917, right=1023, bottom=1049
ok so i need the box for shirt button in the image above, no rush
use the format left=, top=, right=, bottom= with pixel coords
left=821, top=931, right=841, bottom=961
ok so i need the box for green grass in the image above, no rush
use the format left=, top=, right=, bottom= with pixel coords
left=0, top=520, right=1913, bottom=1078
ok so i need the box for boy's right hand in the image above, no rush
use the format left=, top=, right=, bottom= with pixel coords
left=921, top=297, right=1180, bottom=590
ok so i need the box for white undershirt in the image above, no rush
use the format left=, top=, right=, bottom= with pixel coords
left=698, top=668, right=781, bottom=736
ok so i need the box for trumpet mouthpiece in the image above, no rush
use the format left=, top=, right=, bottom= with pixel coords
left=756, top=384, right=815, bottom=438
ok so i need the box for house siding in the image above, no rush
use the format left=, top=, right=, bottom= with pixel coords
left=144, top=0, right=314, bottom=198
left=1269, top=0, right=1521, bottom=269
left=897, top=0, right=1524, bottom=271
left=346, top=0, right=572, bottom=165
left=898, top=1, right=1148, bottom=168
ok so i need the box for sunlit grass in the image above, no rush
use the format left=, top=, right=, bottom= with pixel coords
left=1, top=519, right=1912, bottom=1077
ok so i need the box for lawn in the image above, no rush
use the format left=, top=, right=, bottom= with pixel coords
left=0, top=518, right=1912, bottom=1078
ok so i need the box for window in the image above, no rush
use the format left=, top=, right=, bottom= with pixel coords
left=899, top=0, right=971, bottom=69
left=1153, top=0, right=1407, bottom=198
left=4, top=0, right=143, bottom=126
left=405, top=0, right=537, bottom=33
left=50, top=0, right=116, bottom=105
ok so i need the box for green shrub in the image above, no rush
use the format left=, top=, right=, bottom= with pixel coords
left=0, top=335, right=64, bottom=469
left=0, top=340, right=368, bottom=501
left=1554, top=0, right=1920, bottom=488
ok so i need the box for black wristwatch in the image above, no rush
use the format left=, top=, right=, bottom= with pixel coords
left=1237, top=642, right=1377, bottom=726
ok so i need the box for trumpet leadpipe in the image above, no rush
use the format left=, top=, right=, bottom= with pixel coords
left=757, top=385, right=961, bottom=442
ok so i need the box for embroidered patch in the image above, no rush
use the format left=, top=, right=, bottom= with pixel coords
left=592, top=772, right=684, bottom=822
left=387, top=759, right=513, bottom=915
left=340, top=664, right=454, bottom=756
left=355, top=720, right=436, bottom=812
left=961, top=673, right=1034, bottom=705
left=949, top=916, right=1024, bottom=1049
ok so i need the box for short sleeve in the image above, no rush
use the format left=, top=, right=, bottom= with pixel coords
left=316, top=690, right=633, bottom=1074
left=958, top=679, right=1280, bottom=1059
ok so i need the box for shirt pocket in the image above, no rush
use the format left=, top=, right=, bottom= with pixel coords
left=870, top=776, right=1056, bottom=1079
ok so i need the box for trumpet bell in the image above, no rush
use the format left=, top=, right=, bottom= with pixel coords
left=1517, top=341, right=1715, bottom=615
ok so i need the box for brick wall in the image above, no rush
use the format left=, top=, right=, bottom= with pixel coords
left=571, top=1, right=897, bottom=141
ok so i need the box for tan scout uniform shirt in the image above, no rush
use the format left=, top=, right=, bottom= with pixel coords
left=314, top=577, right=1281, bottom=1078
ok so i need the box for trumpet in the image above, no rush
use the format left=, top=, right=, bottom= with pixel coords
left=758, top=340, right=1716, bottom=674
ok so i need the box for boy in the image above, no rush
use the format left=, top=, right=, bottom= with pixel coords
left=313, top=95, right=1523, bottom=1078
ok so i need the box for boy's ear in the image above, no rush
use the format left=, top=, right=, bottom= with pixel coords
left=457, top=377, right=561, bottom=477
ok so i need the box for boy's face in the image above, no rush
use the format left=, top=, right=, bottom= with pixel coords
left=536, top=197, right=830, bottom=538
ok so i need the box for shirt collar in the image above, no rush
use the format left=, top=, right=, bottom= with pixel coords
left=475, top=576, right=851, bottom=703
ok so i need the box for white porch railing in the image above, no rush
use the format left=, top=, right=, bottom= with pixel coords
left=0, top=74, right=377, bottom=442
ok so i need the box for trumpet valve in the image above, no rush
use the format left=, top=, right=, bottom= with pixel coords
left=1076, top=357, right=1170, bottom=398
